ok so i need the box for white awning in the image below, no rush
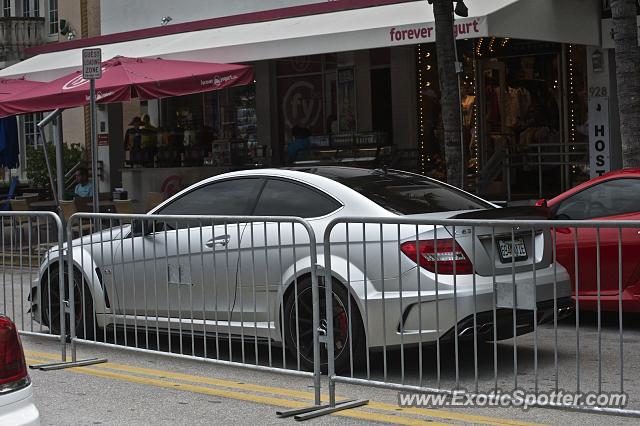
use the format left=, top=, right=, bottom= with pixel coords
left=0, top=0, right=601, bottom=81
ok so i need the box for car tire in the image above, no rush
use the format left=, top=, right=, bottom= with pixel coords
left=41, top=265, right=95, bottom=340
left=283, top=276, right=364, bottom=374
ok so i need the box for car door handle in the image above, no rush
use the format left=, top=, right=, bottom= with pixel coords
left=206, top=235, right=231, bottom=248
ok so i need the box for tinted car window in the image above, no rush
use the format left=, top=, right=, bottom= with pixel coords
left=555, top=178, right=640, bottom=220
left=158, top=178, right=264, bottom=216
left=253, top=179, right=341, bottom=218
left=297, top=168, right=490, bottom=215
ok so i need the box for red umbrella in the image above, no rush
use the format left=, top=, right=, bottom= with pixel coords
left=0, top=56, right=253, bottom=117
left=0, top=78, right=45, bottom=100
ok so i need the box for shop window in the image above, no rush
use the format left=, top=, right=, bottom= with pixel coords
left=274, top=52, right=391, bottom=168
left=371, top=68, right=392, bottom=136
left=23, top=112, right=43, bottom=147
left=337, top=68, right=356, bottom=133
left=49, top=0, right=58, bottom=35
left=152, top=83, right=259, bottom=169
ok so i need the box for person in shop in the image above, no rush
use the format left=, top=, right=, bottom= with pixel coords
left=286, top=124, right=311, bottom=163
left=73, top=167, right=93, bottom=198
left=124, top=116, right=142, bottom=167
left=140, top=114, right=158, bottom=167
left=326, top=114, right=339, bottom=135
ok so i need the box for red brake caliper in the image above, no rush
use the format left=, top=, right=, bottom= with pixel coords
left=335, top=310, right=348, bottom=350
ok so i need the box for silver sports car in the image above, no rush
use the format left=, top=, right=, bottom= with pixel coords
left=31, top=167, right=571, bottom=372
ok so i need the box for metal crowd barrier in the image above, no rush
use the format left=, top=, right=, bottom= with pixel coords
left=321, top=217, right=640, bottom=419
left=65, top=213, right=323, bottom=408
left=0, top=211, right=66, bottom=361
left=13, top=209, right=640, bottom=419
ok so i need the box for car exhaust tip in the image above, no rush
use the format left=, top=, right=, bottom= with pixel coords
left=459, top=322, right=494, bottom=337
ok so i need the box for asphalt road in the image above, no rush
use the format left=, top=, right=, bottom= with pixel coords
left=21, top=335, right=639, bottom=426
left=4, top=266, right=640, bottom=424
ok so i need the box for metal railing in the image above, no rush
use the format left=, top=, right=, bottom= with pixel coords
left=322, top=217, right=640, bottom=418
left=11, top=210, right=640, bottom=419
left=504, top=142, right=589, bottom=201
left=64, top=213, right=323, bottom=407
left=0, top=211, right=66, bottom=360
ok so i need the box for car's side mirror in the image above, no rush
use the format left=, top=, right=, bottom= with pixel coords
left=535, top=198, right=548, bottom=207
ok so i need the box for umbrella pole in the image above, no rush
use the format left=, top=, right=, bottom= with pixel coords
left=38, top=109, right=63, bottom=207
left=53, top=116, right=64, bottom=207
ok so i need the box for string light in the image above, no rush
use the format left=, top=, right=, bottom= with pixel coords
left=418, top=44, right=425, bottom=173
left=418, top=44, right=436, bottom=175
left=471, top=42, right=480, bottom=175
left=475, top=38, right=484, bottom=57
left=568, top=44, right=577, bottom=174
left=488, top=37, right=496, bottom=53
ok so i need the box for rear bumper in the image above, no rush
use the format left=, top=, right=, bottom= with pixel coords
left=0, top=384, right=40, bottom=426
left=361, top=264, right=572, bottom=348
left=441, top=297, right=574, bottom=342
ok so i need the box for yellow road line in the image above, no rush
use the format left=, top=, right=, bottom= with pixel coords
left=25, top=349, right=543, bottom=426
left=26, top=355, right=443, bottom=426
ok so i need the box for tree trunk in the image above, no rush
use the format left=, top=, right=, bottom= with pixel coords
left=611, top=0, right=640, bottom=167
left=433, top=0, right=463, bottom=187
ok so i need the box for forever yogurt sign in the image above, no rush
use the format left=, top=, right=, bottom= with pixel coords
left=201, top=74, right=238, bottom=87
left=387, top=16, right=487, bottom=44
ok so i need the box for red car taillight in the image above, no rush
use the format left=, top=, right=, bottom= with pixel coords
left=401, top=239, right=473, bottom=275
left=0, top=316, right=29, bottom=391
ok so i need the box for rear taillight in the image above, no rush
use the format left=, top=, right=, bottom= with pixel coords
left=0, top=316, right=29, bottom=392
left=401, top=239, right=473, bottom=275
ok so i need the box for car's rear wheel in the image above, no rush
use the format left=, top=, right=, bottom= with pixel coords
left=283, top=277, right=364, bottom=373
left=41, top=266, right=95, bottom=340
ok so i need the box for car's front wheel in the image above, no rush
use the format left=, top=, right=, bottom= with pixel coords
left=40, top=266, right=95, bottom=340
left=283, top=277, right=364, bottom=373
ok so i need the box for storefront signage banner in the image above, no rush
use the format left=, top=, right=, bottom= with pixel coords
left=386, top=16, right=487, bottom=46
left=588, top=96, right=611, bottom=178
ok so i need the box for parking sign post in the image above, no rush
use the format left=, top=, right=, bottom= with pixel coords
left=82, top=48, right=102, bottom=213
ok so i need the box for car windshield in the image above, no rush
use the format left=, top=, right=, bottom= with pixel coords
left=303, top=168, right=493, bottom=215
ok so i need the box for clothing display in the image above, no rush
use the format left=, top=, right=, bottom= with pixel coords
left=504, top=87, right=532, bottom=129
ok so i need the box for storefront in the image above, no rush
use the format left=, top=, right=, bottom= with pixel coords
left=0, top=0, right=602, bottom=205
left=116, top=49, right=397, bottom=210
left=417, top=38, right=591, bottom=200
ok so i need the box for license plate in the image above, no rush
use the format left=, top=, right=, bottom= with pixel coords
left=497, top=238, right=527, bottom=263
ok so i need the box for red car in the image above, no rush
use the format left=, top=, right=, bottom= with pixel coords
left=539, top=169, right=640, bottom=312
